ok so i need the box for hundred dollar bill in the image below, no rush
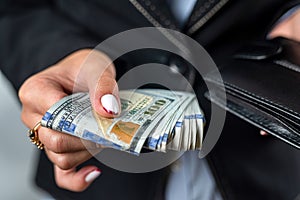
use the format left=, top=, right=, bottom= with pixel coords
left=149, top=96, right=195, bottom=151
left=41, top=89, right=204, bottom=154
left=144, top=90, right=194, bottom=150
left=154, top=98, right=204, bottom=152
left=41, top=90, right=182, bottom=154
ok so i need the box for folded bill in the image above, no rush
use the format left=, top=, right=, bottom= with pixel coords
left=41, top=89, right=204, bottom=155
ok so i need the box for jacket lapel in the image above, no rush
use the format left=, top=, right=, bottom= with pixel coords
left=185, top=0, right=230, bottom=35
left=129, top=0, right=230, bottom=35
left=129, top=0, right=180, bottom=30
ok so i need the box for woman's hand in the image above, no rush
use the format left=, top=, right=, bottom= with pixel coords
left=19, top=49, right=120, bottom=191
left=269, top=8, right=300, bottom=42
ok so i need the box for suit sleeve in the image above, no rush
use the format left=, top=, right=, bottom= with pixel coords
left=0, top=3, right=98, bottom=91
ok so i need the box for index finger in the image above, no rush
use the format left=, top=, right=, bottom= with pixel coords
left=39, top=127, right=101, bottom=153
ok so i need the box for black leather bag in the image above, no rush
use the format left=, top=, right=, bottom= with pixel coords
left=204, top=38, right=300, bottom=149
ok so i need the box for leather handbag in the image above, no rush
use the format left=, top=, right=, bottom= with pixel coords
left=204, top=37, right=300, bottom=149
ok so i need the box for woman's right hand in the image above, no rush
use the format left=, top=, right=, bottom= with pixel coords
left=19, top=49, right=120, bottom=191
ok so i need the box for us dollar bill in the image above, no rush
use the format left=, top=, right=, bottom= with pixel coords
left=41, top=89, right=204, bottom=155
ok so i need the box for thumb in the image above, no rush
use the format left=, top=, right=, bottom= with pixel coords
left=90, top=74, right=120, bottom=118
left=83, top=50, right=120, bottom=118
left=54, top=165, right=101, bottom=192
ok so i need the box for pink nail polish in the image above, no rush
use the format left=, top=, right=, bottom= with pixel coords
left=85, top=169, right=101, bottom=183
left=102, top=107, right=117, bottom=115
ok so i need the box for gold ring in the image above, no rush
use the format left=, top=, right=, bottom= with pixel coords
left=28, top=122, right=44, bottom=150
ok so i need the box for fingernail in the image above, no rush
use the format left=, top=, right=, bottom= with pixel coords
left=85, top=169, right=101, bottom=183
left=101, top=94, right=119, bottom=115
left=260, top=130, right=268, bottom=136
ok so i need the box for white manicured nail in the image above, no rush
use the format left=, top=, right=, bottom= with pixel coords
left=85, top=169, right=101, bottom=183
left=260, top=130, right=268, bottom=136
left=101, top=94, right=119, bottom=115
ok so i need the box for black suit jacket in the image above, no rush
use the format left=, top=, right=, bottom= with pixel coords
left=1, top=0, right=300, bottom=199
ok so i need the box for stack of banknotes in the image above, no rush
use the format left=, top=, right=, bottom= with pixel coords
left=41, top=89, right=204, bottom=155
